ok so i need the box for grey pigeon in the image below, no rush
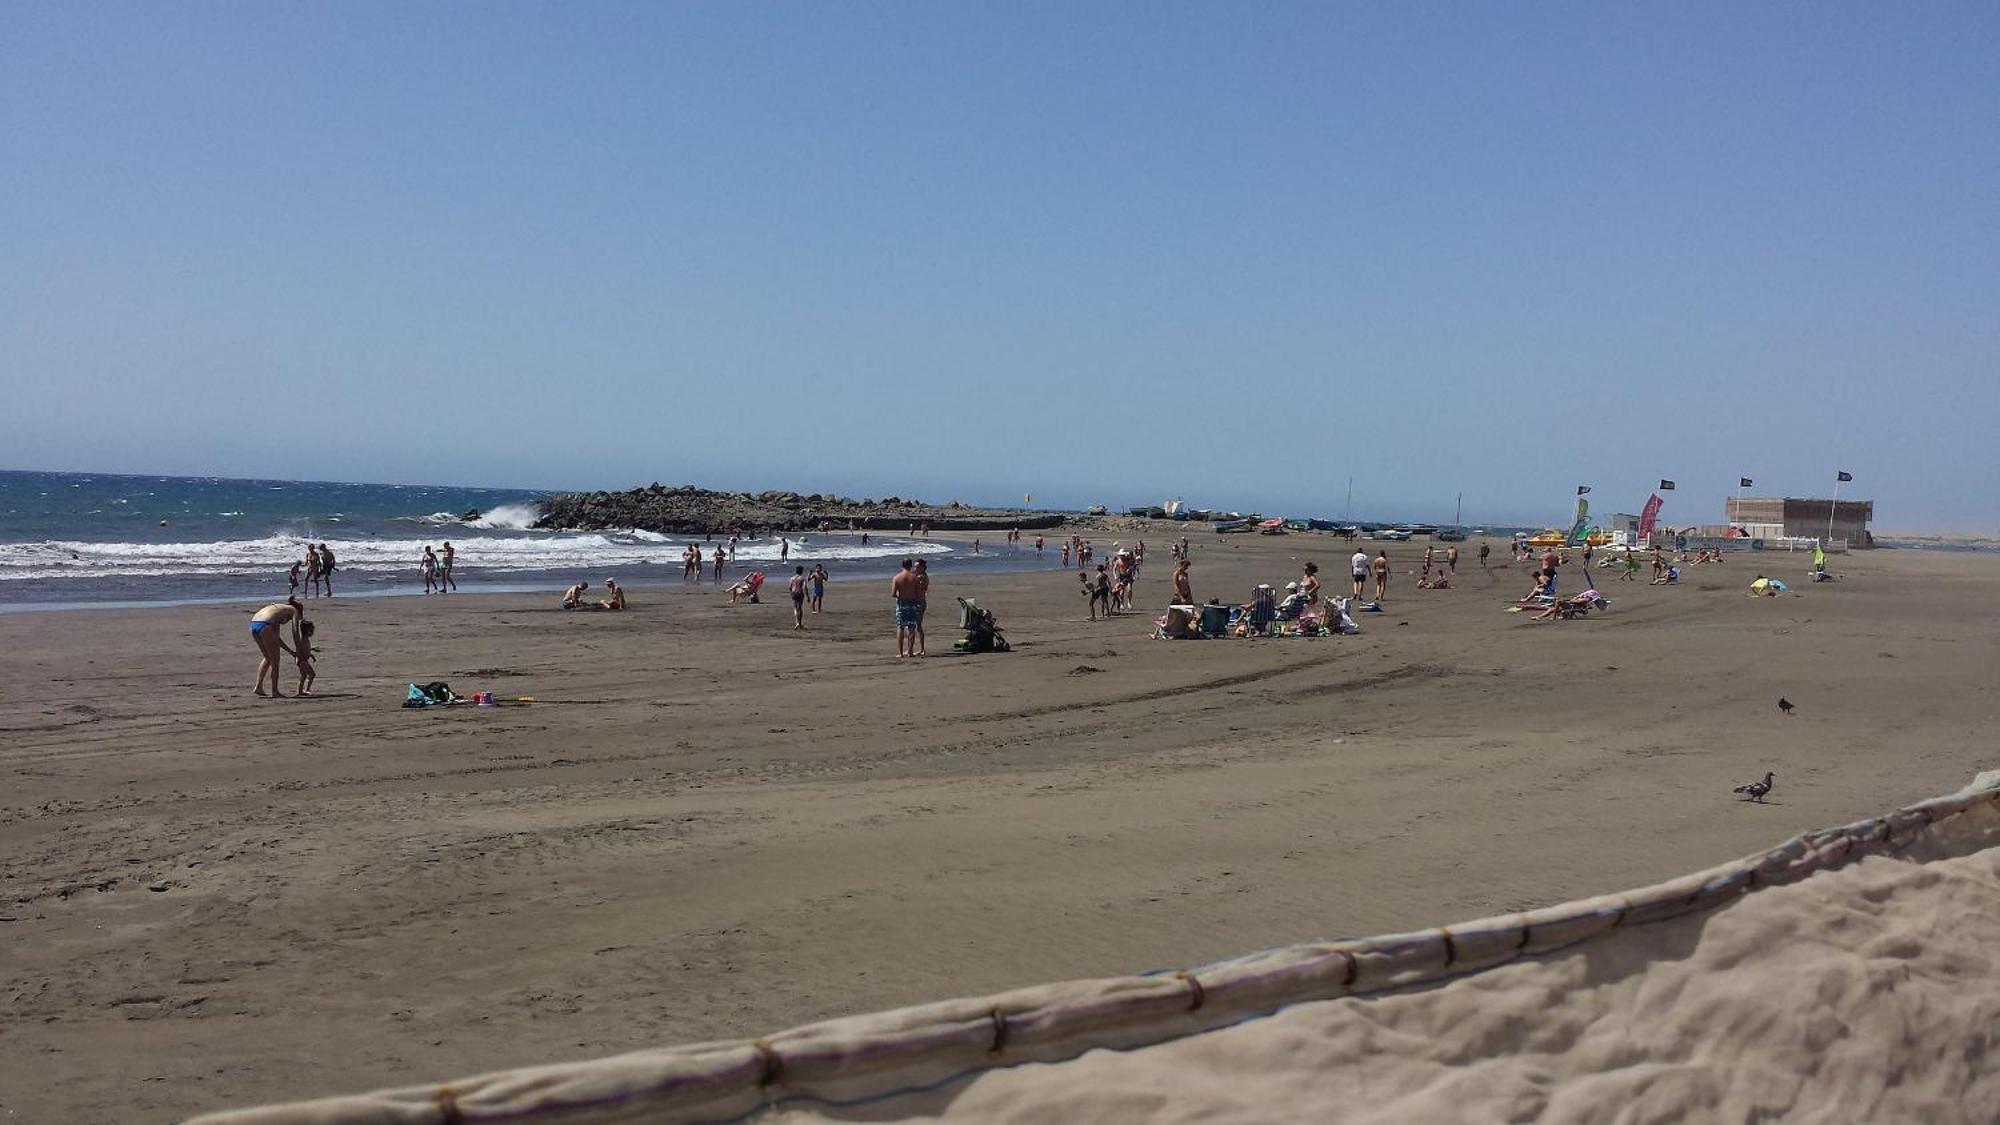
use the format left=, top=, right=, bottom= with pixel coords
left=1733, top=771, right=1775, bottom=803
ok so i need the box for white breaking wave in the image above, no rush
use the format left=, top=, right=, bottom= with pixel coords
left=466, top=503, right=544, bottom=530
left=0, top=532, right=951, bottom=581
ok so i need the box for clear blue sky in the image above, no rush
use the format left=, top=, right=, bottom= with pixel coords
left=4, top=4, right=1995, bottom=531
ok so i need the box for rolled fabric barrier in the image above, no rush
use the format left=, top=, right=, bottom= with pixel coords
left=188, top=778, right=2000, bottom=1125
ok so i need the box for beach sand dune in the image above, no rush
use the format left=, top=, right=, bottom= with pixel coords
left=0, top=535, right=1993, bottom=1120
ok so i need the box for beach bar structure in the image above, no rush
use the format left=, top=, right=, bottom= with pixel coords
left=1725, top=497, right=1874, bottom=548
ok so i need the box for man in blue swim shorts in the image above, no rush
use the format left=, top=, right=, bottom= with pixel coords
left=891, top=558, right=923, bottom=658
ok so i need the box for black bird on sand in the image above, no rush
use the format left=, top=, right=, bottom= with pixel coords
left=1734, top=772, right=1775, bottom=803
left=1778, top=697, right=1795, bottom=716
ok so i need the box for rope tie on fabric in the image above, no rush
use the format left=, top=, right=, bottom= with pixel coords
left=987, top=1009, right=1010, bottom=1053
left=1438, top=927, right=1458, bottom=968
left=1175, top=971, right=1206, bottom=1011
left=754, top=1039, right=783, bottom=1087
left=433, top=1085, right=465, bottom=1125
left=1337, top=947, right=1359, bottom=987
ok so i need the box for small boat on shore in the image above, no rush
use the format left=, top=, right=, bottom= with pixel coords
left=1258, top=518, right=1288, bottom=535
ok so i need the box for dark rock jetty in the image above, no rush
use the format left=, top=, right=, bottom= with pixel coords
left=534, top=484, right=1066, bottom=534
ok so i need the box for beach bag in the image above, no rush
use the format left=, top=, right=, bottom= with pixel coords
left=403, top=681, right=457, bottom=707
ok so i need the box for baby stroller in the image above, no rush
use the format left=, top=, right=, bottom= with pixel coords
left=954, top=597, right=1011, bottom=653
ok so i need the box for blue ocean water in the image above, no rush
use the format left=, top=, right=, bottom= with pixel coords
left=0, top=470, right=975, bottom=609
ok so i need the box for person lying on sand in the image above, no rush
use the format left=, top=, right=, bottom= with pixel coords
left=1532, top=590, right=1605, bottom=620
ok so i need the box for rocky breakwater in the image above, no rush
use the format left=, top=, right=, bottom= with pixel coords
left=534, top=485, right=1066, bottom=534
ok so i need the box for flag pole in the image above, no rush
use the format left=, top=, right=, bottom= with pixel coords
left=1826, top=475, right=1840, bottom=544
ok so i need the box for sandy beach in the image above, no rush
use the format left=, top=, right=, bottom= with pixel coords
left=2, top=532, right=1995, bottom=1121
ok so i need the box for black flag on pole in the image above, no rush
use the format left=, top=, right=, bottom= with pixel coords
left=1837, top=471, right=1853, bottom=482
left=1658, top=479, right=1676, bottom=491
left=1739, top=477, right=1753, bottom=488
left=1576, top=485, right=1591, bottom=496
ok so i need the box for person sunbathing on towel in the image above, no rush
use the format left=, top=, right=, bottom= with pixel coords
left=1533, top=590, right=1603, bottom=620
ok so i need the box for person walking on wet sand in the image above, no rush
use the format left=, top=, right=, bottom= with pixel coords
left=305, top=544, right=322, bottom=598
left=439, top=541, right=457, bottom=592
left=712, top=545, right=725, bottom=582
left=317, top=543, right=337, bottom=596
left=1373, top=549, right=1390, bottom=601
left=809, top=563, right=827, bottom=613
left=1478, top=541, right=1490, bottom=569
left=249, top=598, right=310, bottom=697
left=789, top=566, right=808, bottom=630
left=287, top=557, right=303, bottom=598
left=1446, top=544, right=1459, bottom=574
left=892, top=558, right=923, bottom=657
left=1351, top=548, right=1370, bottom=598
left=421, top=545, right=438, bottom=593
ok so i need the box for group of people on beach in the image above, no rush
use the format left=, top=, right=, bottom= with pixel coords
left=683, top=542, right=730, bottom=582
left=563, top=578, right=625, bottom=610
left=285, top=543, right=338, bottom=598
left=788, top=563, right=829, bottom=629
left=419, top=542, right=457, bottom=593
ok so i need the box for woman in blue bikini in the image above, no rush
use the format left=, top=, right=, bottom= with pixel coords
left=250, top=598, right=310, bottom=697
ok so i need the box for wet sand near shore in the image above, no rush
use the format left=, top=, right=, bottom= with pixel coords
left=1, top=531, right=1994, bottom=1121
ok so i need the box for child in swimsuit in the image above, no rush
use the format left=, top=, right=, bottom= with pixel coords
left=295, top=621, right=317, bottom=696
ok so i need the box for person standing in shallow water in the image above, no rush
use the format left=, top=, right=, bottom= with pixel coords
left=317, top=543, right=337, bottom=596
left=439, top=541, right=457, bottom=592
